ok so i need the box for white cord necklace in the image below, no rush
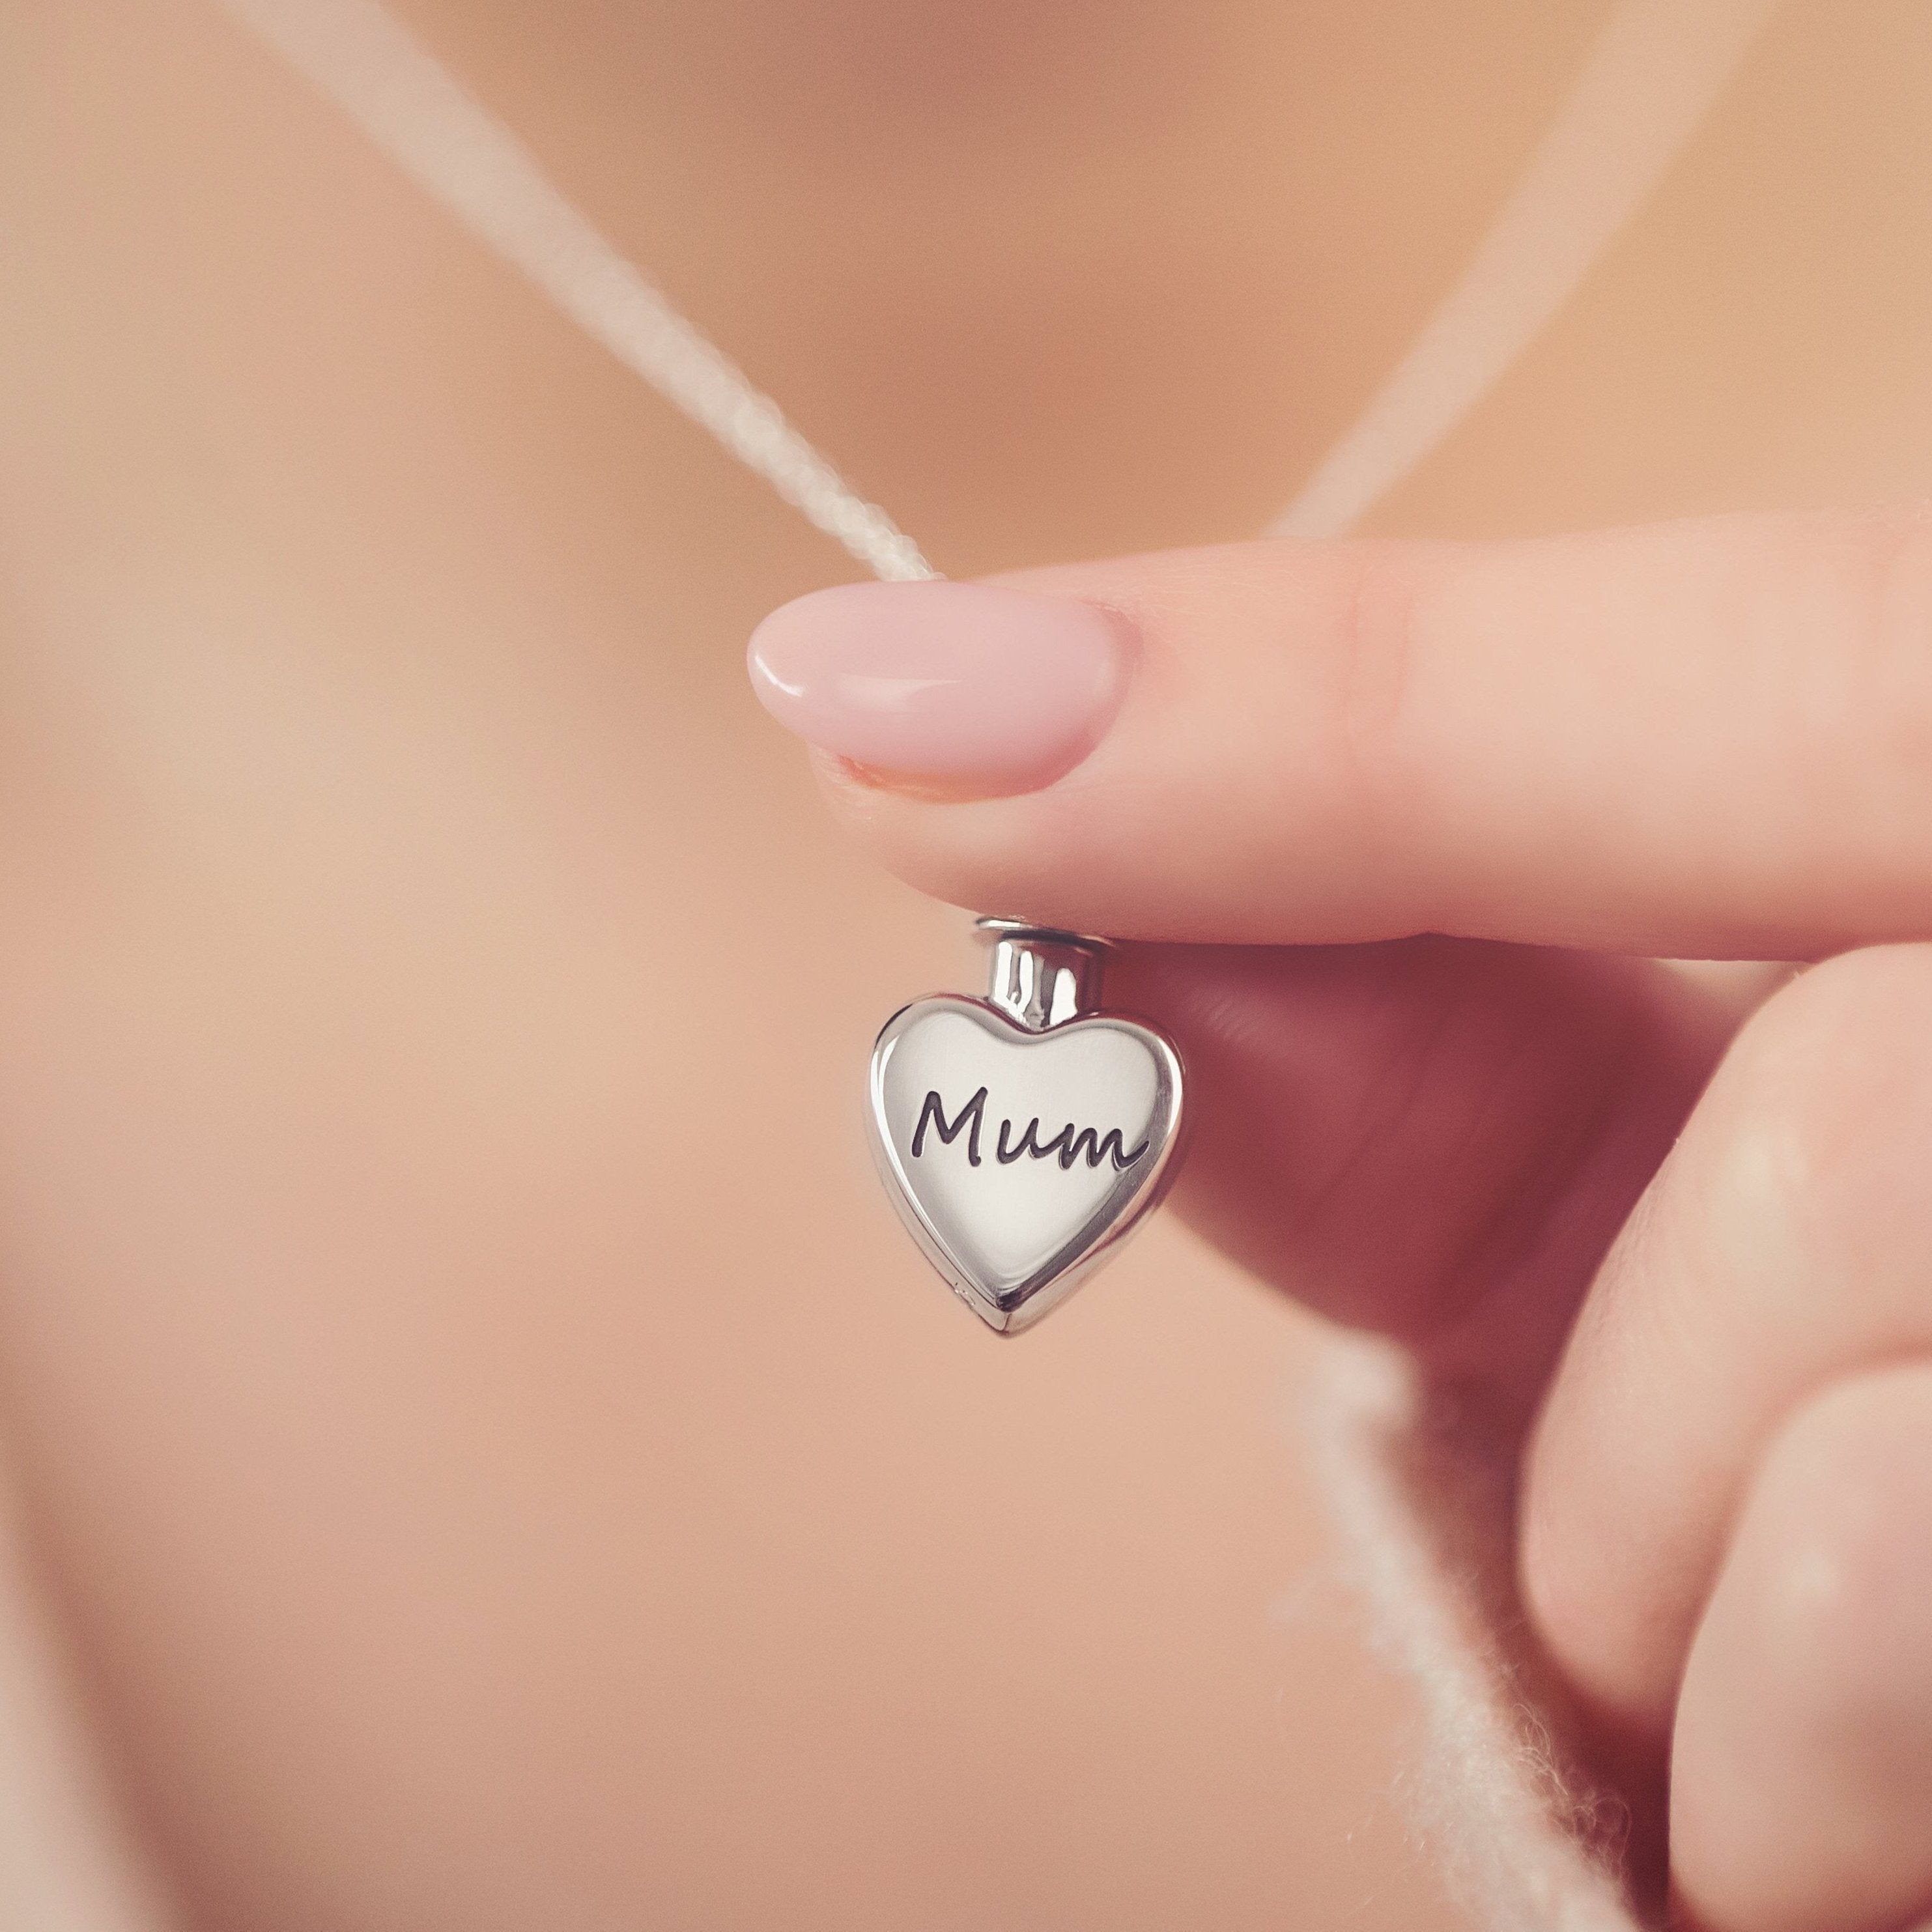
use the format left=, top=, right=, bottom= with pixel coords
left=214, top=0, right=1780, bottom=572
left=209, top=0, right=1781, bottom=1332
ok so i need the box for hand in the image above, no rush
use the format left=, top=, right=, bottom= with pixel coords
left=750, top=508, right=1932, bottom=1932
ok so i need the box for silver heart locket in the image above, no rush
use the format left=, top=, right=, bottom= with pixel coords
left=868, top=920, right=1186, bottom=1333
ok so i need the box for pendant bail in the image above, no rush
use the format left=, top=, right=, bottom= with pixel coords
left=975, top=917, right=1109, bottom=1032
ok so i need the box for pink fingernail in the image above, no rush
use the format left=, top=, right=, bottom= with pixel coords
left=746, top=581, right=1130, bottom=792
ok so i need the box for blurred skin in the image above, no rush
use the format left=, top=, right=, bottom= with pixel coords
left=2, top=2, right=1932, bottom=1929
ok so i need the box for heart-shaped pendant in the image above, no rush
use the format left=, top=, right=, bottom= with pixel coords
left=868, top=921, right=1185, bottom=1333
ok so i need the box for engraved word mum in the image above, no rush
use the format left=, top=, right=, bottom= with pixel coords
left=909, top=1087, right=1150, bottom=1173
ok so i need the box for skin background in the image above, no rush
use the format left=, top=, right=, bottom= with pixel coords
left=1, top=1, right=1931, bottom=1925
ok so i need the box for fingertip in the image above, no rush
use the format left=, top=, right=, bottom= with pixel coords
left=746, top=579, right=1132, bottom=796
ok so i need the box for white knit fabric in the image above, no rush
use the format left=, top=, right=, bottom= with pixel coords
left=1304, top=1336, right=1651, bottom=1932
left=0, top=1343, right=1664, bottom=1932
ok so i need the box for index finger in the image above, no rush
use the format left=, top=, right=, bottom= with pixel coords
left=748, top=509, right=1932, bottom=958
